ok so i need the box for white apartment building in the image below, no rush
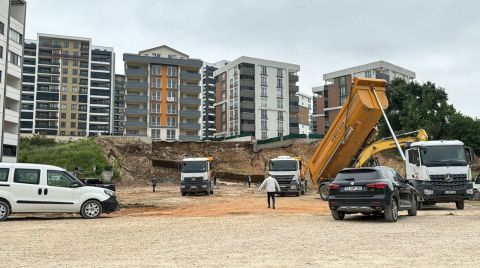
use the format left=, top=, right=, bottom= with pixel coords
left=214, top=56, right=300, bottom=140
left=0, top=0, right=26, bottom=162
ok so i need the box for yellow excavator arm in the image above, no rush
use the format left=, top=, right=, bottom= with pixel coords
left=353, top=129, right=428, bottom=168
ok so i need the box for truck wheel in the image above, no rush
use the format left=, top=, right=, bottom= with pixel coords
left=181, top=192, right=186, bottom=196
left=301, top=183, right=305, bottom=195
left=473, top=191, right=480, bottom=201
left=319, top=185, right=329, bottom=201
left=206, top=185, right=211, bottom=195
left=210, top=183, right=214, bottom=194
left=80, top=200, right=102, bottom=219
left=456, top=200, right=465, bottom=210
left=331, top=210, right=345, bottom=220
left=408, top=195, right=417, bottom=216
left=0, top=200, right=10, bottom=222
left=384, top=197, right=399, bottom=222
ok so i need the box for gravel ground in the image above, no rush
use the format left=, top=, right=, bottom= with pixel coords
left=2, top=207, right=480, bottom=267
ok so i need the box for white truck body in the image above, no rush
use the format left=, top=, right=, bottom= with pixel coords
left=268, top=156, right=306, bottom=196
left=180, top=157, right=214, bottom=195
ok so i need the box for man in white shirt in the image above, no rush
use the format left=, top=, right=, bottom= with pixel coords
left=258, top=175, right=281, bottom=209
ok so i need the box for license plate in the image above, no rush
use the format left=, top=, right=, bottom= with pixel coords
left=190, top=186, right=197, bottom=189
left=344, top=186, right=362, bottom=191
left=445, top=190, right=456, bottom=194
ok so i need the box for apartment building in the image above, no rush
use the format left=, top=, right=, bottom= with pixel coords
left=113, top=74, right=125, bottom=135
left=296, top=92, right=311, bottom=135
left=312, top=60, right=415, bottom=135
left=20, top=34, right=115, bottom=136
left=213, top=57, right=300, bottom=140
left=201, top=60, right=229, bottom=140
left=0, top=0, right=26, bottom=162
left=123, top=45, right=202, bottom=141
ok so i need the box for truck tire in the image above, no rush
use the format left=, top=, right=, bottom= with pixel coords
left=210, top=183, right=214, bottom=194
left=181, top=192, right=186, bottom=196
left=384, top=197, right=399, bottom=222
left=301, top=183, right=305, bottom=195
left=456, top=200, right=465, bottom=210
left=319, top=184, right=329, bottom=201
left=473, top=190, right=480, bottom=201
left=206, top=185, right=210, bottom=195
left=0, top=200, right=10, bottom=222
left=331, top=210, right=345, bottom=220
left=80, top=200, right=102, bottom=219
left=408, top=195, right=417, bottom=216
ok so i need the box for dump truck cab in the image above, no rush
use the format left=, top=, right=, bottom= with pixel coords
left=406, top=140, right=473, bottom=209
left=180, top=157, right=215, bottom=196
left=268, top=156, right=307, bottom=196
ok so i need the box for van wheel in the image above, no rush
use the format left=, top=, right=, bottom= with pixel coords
left=408, top=195, right=417, bottom=216
left=456, top=200, right=465, bottom=210
left=331, top=210, right=345, bottom=220
left=81, top=200, right=102, bottom=219
left=319, top=185, right=329, bottom=201
left=0, top=200, right=10, bottom=221
left=384, top=197, right=399, bottom=222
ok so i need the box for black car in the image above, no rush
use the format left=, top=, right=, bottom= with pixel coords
left=80, top=178, right=116, bottom=192
left=328, top=167, right=417, bottom=222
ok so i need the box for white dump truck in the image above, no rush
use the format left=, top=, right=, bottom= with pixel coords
left=268, top=156, right=307, bottom=196
left=405, top=140, right=474, bottom=209
left=180, top=157, right=215, bottom=196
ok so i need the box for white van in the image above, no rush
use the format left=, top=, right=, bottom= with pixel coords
left=0, top=163, right=118, bottom=221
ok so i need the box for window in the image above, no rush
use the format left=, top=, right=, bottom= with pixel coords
left=61, top=86, right=67, bottom=92
left=72, top=78, right=78, bottom=84
left=261, top=97, right=267, bottom=108
left=9, top=28, right=23, bottom=44
left=63, top=59, right=69, bottom=65
left=151, top=103, right=160, bottom=113
left=277, top=68, right=283, bottom=77
left=167, top=104, right=176, bottom=114
left=73, top=42, right=80, bottom=49
left=71, top=113, right=76, bottom=119
left=72, top=69, right=78, bottom=75
left=260, top=66, right=267, bottom=75
left=277, top=99, right=283, bottom=109
left=167, top=66, right=177, bottom=76
left=167, top=90, right=176, bottom=99
left=72, top=86, right=77, bottom=93
left=62, top=77, right=68, bottom=83
left=277, top=121, right=284, bottom=131
left=71, top=122, right=76, bottom=128
left=62, top=95, right=67, bottom=101
left=71, top=104, right=77, bottom=110
left=261, top=87, right=267, bottom=97
left=0, top=46, right=3, bottom=59
left=60, top=122, right=66, bottom=128
left=152, top=90, right=161, bottom=101
left=151, top=116, right=160, bottom=126
left=261, top=120, right=267, bottom=130
left=47, top=170, right=77, bottom=188
left=151, top=65, right=161, bottom=75
left=61, top=104, right=67, bottom=110
left=365, top=70, right=372, bottom=78
left=152, top=129, right=161, bottom=139
left=14, top=169, right=40, bottom=185
left=276, top=88, right=283, bottom=99
left=408, top=149, right=420, bottom=165
left=261, top=132, right=268, bottom=140
left=277, top=111, right=284, bottom=121
left=0, top=168, right=8, bottom=182
left=261, top=76, right=267, bottom=86
left=61, top=113, right=66, bottom=119
left=167, top=129, right=176, bottom=140
left=152, top=78, right=161, bottom=88
left=339, top=76, right=346, bottom=85
left=0, top=21, right=4, bottom=35
left=167, top=116, right=176, bottom=127
left=3, top=145, right=16, bottom=157
left=73, top=60, right=79, bottom=66
left=8, top=51, right=20, bottom=66
left=340, top=85, right=346, bottom=96
left=63, top=41, right=69, bottom=48
left=261, top=109, right=267, bottom=119
left=277, top=78, right=283, bottom=88
left=167, top=78, right=177, bottom=89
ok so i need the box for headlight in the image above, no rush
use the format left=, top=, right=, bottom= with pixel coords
left=424, top=189, right=434, bottom=195
left=104, top=189, right=115, bottom=197
left=467, top=189, right=473, bottom=194
left=291, top=185, right=297, bottom=190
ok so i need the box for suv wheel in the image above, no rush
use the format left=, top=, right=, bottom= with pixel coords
left=81, top=200, right=102, bottom=219
left=384, top=197, right=399, bottom=222
left=331, top=210, right=345, bottom=220
left=0, top=201, right=10, bottom=221
left=456, top=200, right=465, bottom=210
left=319, top=185, right=329, bottom=201
left=408, top=195, right=417, bottom=216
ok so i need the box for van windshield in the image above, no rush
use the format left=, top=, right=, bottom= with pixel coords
left=421, top=145, right=467, bottom=167
left=269, top=160, right=298, bottom=171
left=182, top=161, right=207, bottom=173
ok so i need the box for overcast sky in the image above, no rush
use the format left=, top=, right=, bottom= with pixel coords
left=25, top=0, right=480, bottom=118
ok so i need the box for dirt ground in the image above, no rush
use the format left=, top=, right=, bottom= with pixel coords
left=2, top=183, right=480, bottom=267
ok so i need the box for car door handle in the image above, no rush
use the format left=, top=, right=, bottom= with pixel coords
left=38, top=188, right=42, bottom=195
left=44, top=188, right=48, bottom=195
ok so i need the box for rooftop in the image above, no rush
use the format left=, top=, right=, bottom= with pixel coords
left=323, top=60, right=415, bottom=81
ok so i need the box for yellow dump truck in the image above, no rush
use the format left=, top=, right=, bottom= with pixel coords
left=308, top=78, right=389, bottom=200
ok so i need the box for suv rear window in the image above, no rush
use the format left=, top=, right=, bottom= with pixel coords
left=335, top=169, right=380, bottom=181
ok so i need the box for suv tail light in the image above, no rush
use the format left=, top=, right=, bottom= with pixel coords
left=328, top=183, right=341, bottom=190
left=367, top=182, right=388, bottom=189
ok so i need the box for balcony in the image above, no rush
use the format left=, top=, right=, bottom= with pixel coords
left=126, top=68, right=148, bottom=77
left=180, top=97, right=201, bottom=105
left=125, top=95, right=148, bottom=102
left=179, top=123, right=200, bottom=130
left=290, top=106, right=299, bottom=113
left=179, top=84, right=201, bottom=94
left=289, top=85, right=299, bottom=92
left=179, top=110, right=201, bottom=117
left=180, top=72, right=201, bottom=81
left=289, top=74, right=299, bottom=83
left=289, top=95, right=299, bottom=102
left=241, top=124, right=255, bottom=132
left=126, top=81, right=148, bottom=90
left=290, top=127, right=299, bottom=134
left=179, top=135, right=201, bottom=141
left=125, top=108, right=148, bottom=115
left=125, top=121, right=147, bottom=128
left=289, top=117, right=299, bottom=124
left=241, top=112, right=255, bottom=120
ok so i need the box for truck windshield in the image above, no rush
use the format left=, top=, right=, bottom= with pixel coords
left=182, top=161, right=207, bottom=173
left=269, top=160, right=298, bottom=171
left=421, top=145, right=467, bottom=167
